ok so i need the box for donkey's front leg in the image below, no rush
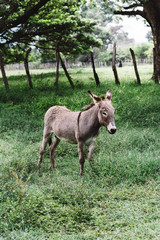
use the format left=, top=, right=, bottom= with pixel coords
left=88, top=139, right=96, bottom=166
left=78, top=141, right=85, bottom=175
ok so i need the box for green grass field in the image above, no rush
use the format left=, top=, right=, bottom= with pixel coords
left=0, top=65, right=160, bottom=239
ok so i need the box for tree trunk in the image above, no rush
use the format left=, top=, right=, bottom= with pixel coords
left=112, top=43, right=120, bottom=85
left=58, top=52, right=74, bottom=89
left=152, top=37, right=160, bottom=84
left=24, top=48, right=33, bottom=89
left=143, top=1, right=160, bottom=84
left=90, top=52, right=100, bottom=86
left=0, top=51, right=9, bottom=91
left=54, top=50, right=60, bottom=87
left=152, top=47, right=159, bottom=83
left=130, top=48, right=141, bottom=85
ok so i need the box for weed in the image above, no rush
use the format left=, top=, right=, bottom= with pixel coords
left=12, top=169, right=31, bottom=201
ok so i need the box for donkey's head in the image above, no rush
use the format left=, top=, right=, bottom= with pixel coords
left=88, top=89, right=116, bottom=134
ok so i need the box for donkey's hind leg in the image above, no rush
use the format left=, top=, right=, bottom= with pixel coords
left=38, top=129, right=51, bottom=168
left=49, top=136, right=60, bottom=171
left=78, top=141, right=85, bottom=175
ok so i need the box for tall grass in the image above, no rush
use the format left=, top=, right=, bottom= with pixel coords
left=0, top=65, right=160, bottom=239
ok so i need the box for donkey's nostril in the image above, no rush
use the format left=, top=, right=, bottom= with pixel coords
left=110, top=128, right=116, bottom=134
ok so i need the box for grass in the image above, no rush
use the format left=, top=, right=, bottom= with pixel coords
left=0, top=65, right=160, bottom=239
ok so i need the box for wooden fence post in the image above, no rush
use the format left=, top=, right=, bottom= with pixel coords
left=90, top=51, right=100, bottom=86
left=58, top=52, right=74, bottom=89
left=54, top=50, right=60, bottom=87
left=112, top=43, right=120, bottom=85
left=24, top=48, right=33, bottom=89
left=130, top=48, right=141, bottom=85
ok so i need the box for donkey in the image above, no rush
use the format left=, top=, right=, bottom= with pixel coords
left=38, top=89, right=116, bottom=175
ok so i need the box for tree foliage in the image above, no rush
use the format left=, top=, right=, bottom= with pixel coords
left=0, top=0, right=101, bottom=59
left=0, top=0, right=51, bottom=45
left=0, top=0, right=102, bottom=89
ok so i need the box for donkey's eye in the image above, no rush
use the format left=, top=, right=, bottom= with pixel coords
left=102, top=112, right=107, bottom=116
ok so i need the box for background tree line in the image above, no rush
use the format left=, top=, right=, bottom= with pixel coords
left=29, top=42, right=153, bottom=65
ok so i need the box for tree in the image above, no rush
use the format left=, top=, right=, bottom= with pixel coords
left=81, top=1, right=113, bottom=50
left=79, top=0, right=134, bottom=66
left=105, top=0, right=160, bottom=83
left=28, top=0, right=101, bottom=87
left=109, top=25, right=134, bottom=46
left=134, top=43, right=150, bottom=60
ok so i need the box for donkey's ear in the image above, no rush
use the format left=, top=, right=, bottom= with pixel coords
left=88, top=90, right=101, bottom=104
left=106, top=88, right=112, bottom=101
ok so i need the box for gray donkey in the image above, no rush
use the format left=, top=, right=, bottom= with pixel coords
left=38, top=89, right=116, bottom=175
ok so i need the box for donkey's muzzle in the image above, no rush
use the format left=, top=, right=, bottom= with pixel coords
left=109, top=128, right=116, bottom=134
left=108, top=122, right=116, bottom=134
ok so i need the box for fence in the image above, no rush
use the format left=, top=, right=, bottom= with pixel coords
left=5, top=58, right=153, bottom=70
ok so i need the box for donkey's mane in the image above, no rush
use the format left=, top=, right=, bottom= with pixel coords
left=82, top=96, right=105, bottom=112
left=83, top=102, right=95, bottom=111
